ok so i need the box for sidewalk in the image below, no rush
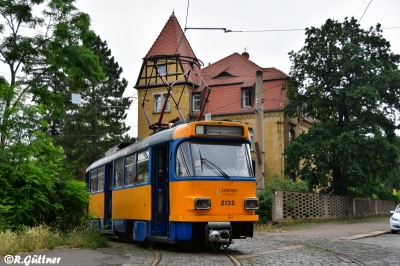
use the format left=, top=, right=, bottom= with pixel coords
left=265, top=217, right=389, bottom=240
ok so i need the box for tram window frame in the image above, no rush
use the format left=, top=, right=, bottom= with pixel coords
left=90, top=169, right=97, bottom=192
left=124, top=155, right=136, bottom=186
left=97, top=166, right=105, bottom=192
left=175, top=140, right=253, bottom=178
left=137, top=150, right=149, bottom=184
left=114, top=159, right=123, bottom=189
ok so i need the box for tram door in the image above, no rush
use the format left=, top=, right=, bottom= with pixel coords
left=104, top=163, right=113, bottom=230
left=152, top=145, right=169, bottom=236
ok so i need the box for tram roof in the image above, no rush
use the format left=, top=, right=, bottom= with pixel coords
left=86, top=121, right=248, bottom=173
left=86, top=125, right=176, bottom=173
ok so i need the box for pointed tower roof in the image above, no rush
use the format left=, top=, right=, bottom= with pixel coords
left=145, top=13, right=197, bottom=59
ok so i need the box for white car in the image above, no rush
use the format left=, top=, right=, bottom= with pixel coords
left=390, top=204, right=400, bottom=234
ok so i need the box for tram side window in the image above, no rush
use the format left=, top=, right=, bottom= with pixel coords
left=124, top=155, right=136, bottom=186
left=114, top=159, right=123, bottom=188
left=137, top=150, right=149, bottom=184
left=97, top=166, right=105, bottom=191
left=90, top=169, right=97, bottom=192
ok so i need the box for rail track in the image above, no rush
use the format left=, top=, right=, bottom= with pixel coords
left=115, top=238, right=384, bottom=266
left=111, top=228, right=398, bottom=266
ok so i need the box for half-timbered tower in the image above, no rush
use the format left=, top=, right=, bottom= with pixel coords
left=134, top=13, right=203, bottom=138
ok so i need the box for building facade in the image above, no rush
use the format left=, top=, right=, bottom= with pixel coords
left=134, top=13, right=311, bottom=182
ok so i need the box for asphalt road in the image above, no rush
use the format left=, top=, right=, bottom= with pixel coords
left=0, top=218, right=397, bottom=266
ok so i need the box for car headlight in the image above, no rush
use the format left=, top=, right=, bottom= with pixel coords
left=195, top=198, right=211, bottom=210
left=244, top=198, right=259, bottom=210
left=391, top=217, right=399, bottom=221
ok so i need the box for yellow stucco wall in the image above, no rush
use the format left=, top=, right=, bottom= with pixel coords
left=137, top=85, right=192, bottom=138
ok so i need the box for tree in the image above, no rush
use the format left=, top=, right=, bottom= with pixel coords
left=0, top=82, right=88, bottom=229
left=284, top=17, right=400, bottom=197
left=55, top=35, right=135, bottom=177
left=0, top=0, right=104, bottom=149
left=0, top=0, right=104, bottom=228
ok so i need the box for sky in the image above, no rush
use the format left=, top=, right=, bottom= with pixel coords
left=2, top=1, right=400, bottom=138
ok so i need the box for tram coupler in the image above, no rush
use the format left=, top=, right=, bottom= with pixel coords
left=205, top=222, right=233, bottom=247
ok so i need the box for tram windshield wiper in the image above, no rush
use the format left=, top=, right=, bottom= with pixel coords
left=199, top=151, right=230, bottom=179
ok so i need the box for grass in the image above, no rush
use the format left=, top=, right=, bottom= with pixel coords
left=0, top=225, right=110, bottom=256
left=255, top=215, right=388, bottom=232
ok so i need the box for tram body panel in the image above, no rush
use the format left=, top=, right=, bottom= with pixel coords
left=112, top=185, right=152, bottom=220
left=88, top=192, right=105, bottom=218
left=169, top=180, right=258, bottom=222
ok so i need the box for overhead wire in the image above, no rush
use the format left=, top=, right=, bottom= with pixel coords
left=359, top=0, right=372, bottom=23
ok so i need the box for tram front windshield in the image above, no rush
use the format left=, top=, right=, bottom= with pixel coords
left=176, top=141, right=253, bottom=178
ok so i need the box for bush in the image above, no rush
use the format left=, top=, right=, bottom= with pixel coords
left=0, top=224, right=109, bottom=256
left=0, top=129, right=89, bottom=230
left=47, top=179, right=89, bottom=231
left=256, top=176, right=309, bottom=224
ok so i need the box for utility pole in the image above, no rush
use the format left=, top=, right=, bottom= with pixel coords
left=255, top=70, right=265, bottom=190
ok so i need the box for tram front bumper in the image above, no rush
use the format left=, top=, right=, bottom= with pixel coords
left=206, top=222, right=231, bottom=244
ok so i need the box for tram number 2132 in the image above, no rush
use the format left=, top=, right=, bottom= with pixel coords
left=221, top=200, right=235, bottom=206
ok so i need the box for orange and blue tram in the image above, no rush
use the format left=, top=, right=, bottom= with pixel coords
left=86, top=121, right=259, bottom=248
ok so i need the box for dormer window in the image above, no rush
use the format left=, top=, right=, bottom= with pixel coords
left=214, top=71, right=233, bottom=78
left=242, top=89, right=253, bottom=108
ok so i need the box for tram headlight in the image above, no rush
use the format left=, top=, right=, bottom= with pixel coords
left=195, top=198, right=211, bottom=210
left=244, top=198, right=259, bottom=210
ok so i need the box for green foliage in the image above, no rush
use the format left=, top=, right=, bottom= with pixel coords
left=54, top=35, right=134, bottom=177
left=0, top=87, right=89, bottom=229
left=256, top=190, right=273, bottom=224
left=285, top=200, right=299, bottom=212
left=284, top=17, right=400, bottom=197
left=47, top=180, right=89, bottom=230
left=0, top=1, right=129, bottom=229
left=0, top=133, right=62, bottom=227
left=256, top=177, right=309, bottom=224
left=396, top=191, right=400, bottom=204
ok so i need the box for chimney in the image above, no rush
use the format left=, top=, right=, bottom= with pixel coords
left=241, top=52, right=249, bottom=60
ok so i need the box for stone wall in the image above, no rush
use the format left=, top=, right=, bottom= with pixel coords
left=272, top=189, right=396, bottom=221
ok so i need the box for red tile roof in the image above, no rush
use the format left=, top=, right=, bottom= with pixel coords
left=193, top=53, right=289, bottom=117
left=144, top=13, right=201, bottom=84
